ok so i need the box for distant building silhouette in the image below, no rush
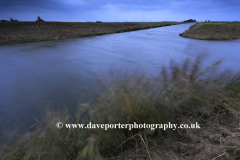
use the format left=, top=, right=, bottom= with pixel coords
left=36, top=16, right=44, bottom=22
left=10, top=17, right=19, bottom=22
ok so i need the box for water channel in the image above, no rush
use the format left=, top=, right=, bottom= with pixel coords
left=0, top=22, right=239, bottom=142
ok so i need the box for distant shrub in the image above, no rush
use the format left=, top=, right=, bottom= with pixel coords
left=0, top=20, right=8, bottom=22
left=96, top=21, right=103, bottom=23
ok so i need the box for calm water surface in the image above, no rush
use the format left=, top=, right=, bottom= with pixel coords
left=0, top=23, right=240, bottom=138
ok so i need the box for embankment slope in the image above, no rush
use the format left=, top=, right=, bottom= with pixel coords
left=0, top=22, right=182, bottom=44
left=180, top=22, right=240, bottom=40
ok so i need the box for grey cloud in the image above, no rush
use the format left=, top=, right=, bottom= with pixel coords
left=0, top=0, right=67, bottom=11
left=0, top=0, right=239, bottom=21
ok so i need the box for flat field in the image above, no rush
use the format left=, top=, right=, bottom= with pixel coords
left=180, top=22, right=240, bottom=40
left=0, top=22, right=183, bottom=44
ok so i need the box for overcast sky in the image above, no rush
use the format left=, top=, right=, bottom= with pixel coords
left=0, top=0, right=239, bottom=22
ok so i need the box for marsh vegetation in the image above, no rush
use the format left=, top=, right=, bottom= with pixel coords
left=0, top=22, right=183, bottom=44
left=1, top=56, right=240, bottom=160
left=180, top=22, right=240, bottom=40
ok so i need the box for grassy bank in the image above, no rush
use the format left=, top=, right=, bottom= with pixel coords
left=1, top=56, right=240, bottom=159
left=179, top=22, right=240, bottom=40
left=0, top=22, right=183, bottom=44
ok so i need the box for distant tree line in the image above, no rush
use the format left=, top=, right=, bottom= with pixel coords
left=183, top=19, right=197, bottom=22
left=205, top=20, right=239, bottom=22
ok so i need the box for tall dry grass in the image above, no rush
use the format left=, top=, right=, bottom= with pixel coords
left=1, top=56, right=240, bottom=159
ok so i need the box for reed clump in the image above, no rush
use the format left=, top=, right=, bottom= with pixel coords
left=1, top=56, right=240, bottom=159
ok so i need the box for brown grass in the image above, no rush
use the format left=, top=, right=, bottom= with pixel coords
left=1, top=56, right=240, bottom=160
left=0, top=22, right=183, bottom=44
left=179, top=22, right=240, bottom=40
left=106, top=105, right=240, bottom=160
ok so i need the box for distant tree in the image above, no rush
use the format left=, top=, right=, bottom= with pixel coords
left=183, top=19, right=197, bottom=22
left=1, top=20, right=8, bottom=22
left=96, top=21, right=102, bottom=23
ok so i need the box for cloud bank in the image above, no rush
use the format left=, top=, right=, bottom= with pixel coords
left=0, top=0, right=239, bottom=22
